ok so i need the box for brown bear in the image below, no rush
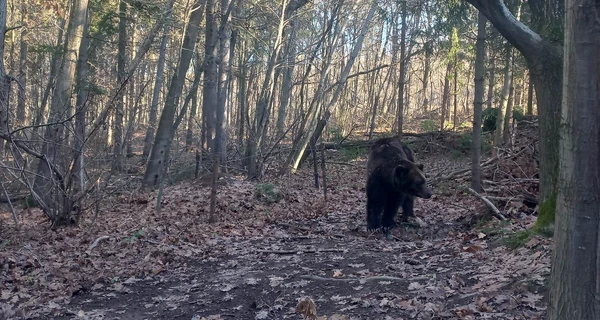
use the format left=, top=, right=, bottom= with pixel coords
left=366, top=137, right=432, bottom=231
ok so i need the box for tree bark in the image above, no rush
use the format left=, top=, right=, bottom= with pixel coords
left=203, top=0, right=218, bottom=155
left=276, top=15, right=297, bottom=137
left=113, top=0, right=127, bottom=171
left=142, top=32, right=168, bottom=159
left=526, top=72, right=534, bottom=115
left=486, top=53, right=495, bottom=109
left=142, top=0, right=205, bottom=189
left=548, top=1, right=600, bottom=318
left=16, top=2, right=26, bottom=126
left=396, top=0, right=407, bottom=136
left=494, top=44, right=512, bottom=154
left=33, top=0, right=89, bottom=224
left=471, top=12, right=486, bottom=192
left=184, top=52, right=203, bottom=150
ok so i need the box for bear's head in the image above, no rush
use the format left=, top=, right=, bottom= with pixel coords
left=393, top=159, right=432, bottom=199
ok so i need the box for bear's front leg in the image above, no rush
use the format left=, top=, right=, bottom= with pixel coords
left=401, top=196, right=415, bottom=222
left=366, top=195, right=384, bottom=231
left=381, top=197, right=402, bottom=231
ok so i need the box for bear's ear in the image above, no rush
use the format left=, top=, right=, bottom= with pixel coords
left=394, top=164, right=409, bottom=177
left=417, top=163, right=424, bottom=171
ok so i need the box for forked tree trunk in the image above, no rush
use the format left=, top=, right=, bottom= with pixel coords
left=549, top=1, right=600, bottom=318
left=142, top=0, right=205, bottom=189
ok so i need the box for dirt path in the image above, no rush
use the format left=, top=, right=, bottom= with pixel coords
left=2, top=154, right=549, bottom=320
left=52, top=197, right=548, bottom=319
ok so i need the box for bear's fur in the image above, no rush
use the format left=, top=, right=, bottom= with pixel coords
left=366, top=137, right=432, bottom=231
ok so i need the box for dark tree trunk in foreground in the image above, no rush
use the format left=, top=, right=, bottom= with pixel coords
left=464, top=0, right=563, bottom=228
left=548, top=1, right=600, bottom=318
left=471, top=12, right=486, bottom=192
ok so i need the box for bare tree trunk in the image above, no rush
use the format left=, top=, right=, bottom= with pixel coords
left=33, top=0, right=89, bottom=224
left=493, top=44, right=511, bottom=155
left=16, top=2, right=26, bottom=126
left=276, top=15, right=297, bottom=137
left=113, top=0, right=127, bottom=171
left=440, top=62, right=451, bottom=131
left=291, top=1, right=376, bottom=172
left=486, top=54, right=495, bottom=109
left=526, top=73, right=534, bottom=115
left=452, top=55, right=458, bottom=130
left=203, top=0, right=218, bottom=156
left=33, top=18, right=65, bottom=137
left=0, top=0, right=11, bottom=142
left=471, top=12, right=486, bottom=192
left=502, top=72, right=514, bottom=146
left=142, top=0, right=205, bottom=189
left=216, top=0, right=233, bottom=166
left=185, top=52, right=203, bottom=150
left=422, top=44, right=431, bottom=113
left=72, top=10, right=90, bottom=218
left=549, top=1, right=600, bottom=317
left=396, top=0, right=407, bottom=136
left=142, top=33, right=168, bottom=159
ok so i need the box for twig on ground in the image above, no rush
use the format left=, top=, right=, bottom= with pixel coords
left=300, top=274, right=430, bottom=283
left=87, top=235, right=110, bottom=252
left=257, top=248, right=346, bottom=255
left=466, top=187, right=507, bottom=220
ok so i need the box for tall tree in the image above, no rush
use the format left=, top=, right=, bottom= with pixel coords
left=464, top=0, right=563, bottom=227
left=396, top=0, right=407, bottom=135
left=113, top=0, right=127, bottom=171
left=471, top=12, right=486, bottom=192
left=33, top=0, right=89, bottom=224
left=143, top=32, right=168, bottom=159
left=142, top=0, right=206, bottom=188
left=548, top=0, right=600, bottom=318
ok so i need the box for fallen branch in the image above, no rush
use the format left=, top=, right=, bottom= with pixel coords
left=87, top=236, right=110, bottom=252
left=300, top=274, right=429, bottom=283
left=257, top=248, right=346, bottom=255
left=431, top=157, right=497, bottom=184
left=466, top=187, right=507, bottom=221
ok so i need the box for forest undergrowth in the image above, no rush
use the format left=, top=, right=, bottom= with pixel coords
left=0, top=122, right=548, bottom=320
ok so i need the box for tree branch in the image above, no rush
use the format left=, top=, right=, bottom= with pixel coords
left=463, top=0, right=559, bottom=60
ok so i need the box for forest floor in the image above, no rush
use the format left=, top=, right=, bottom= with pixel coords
left=1, top=130, right=549, bottom=320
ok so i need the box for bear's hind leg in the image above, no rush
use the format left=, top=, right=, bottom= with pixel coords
left=381, top=197, right=402, bottom=231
